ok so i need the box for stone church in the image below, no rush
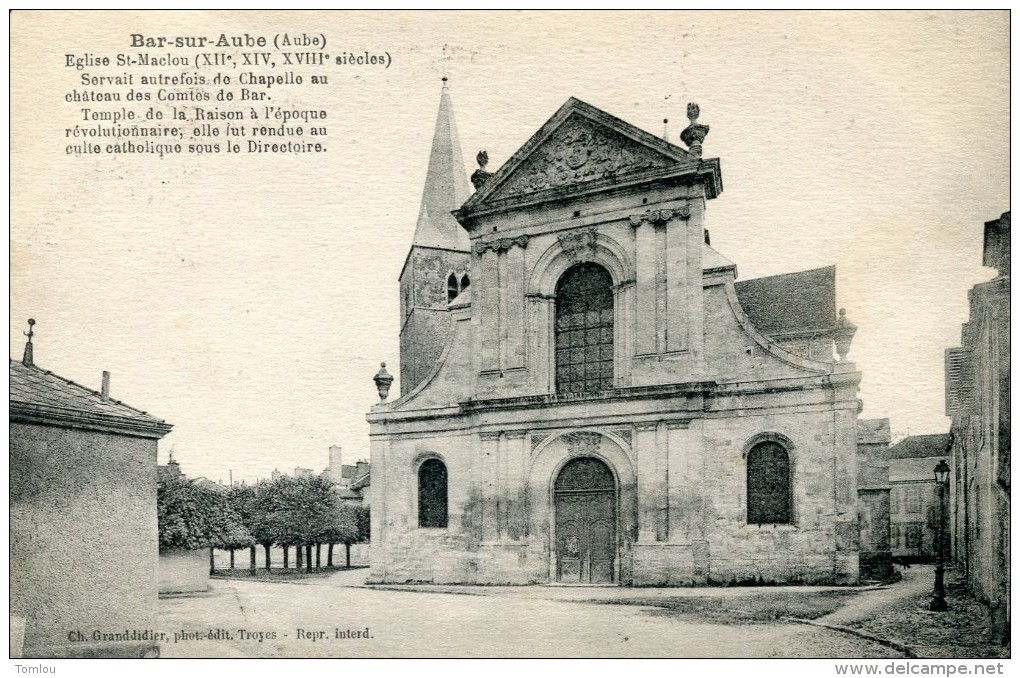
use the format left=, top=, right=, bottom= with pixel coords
left=367, top=84, right=866, bottom=586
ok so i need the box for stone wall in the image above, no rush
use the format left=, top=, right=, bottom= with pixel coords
left=10, top=423, right=159, bottom=656
left=370, top=399, right=860, bottom=586
left=159, top=549, right=210, bottom=594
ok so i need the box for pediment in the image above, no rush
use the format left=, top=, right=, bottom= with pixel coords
left=463, top=98, right=696, bottom=210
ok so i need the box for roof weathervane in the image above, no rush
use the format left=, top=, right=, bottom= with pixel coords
left=22, top=318, right=35, bottom=367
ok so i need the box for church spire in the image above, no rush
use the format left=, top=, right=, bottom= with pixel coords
left=411, top=77, right=471, bottom=252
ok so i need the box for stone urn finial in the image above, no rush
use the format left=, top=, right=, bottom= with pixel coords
left=680, top=102, right=710, bottom=158
left=471, top=150, right=492, bottom=190
left=373, top=362, right=394, bottom=401
left=833, top=308, right=858, bottom=362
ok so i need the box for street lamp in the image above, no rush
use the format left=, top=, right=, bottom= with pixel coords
left=929, top=459, right=950, bottom=611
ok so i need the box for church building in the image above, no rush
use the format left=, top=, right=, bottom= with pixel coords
left=367, top=84, right=866, bottom=586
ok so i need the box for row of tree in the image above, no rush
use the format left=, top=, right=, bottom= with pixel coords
left=157, top=474, right=369, bottom=572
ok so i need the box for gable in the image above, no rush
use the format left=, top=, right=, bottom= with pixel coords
left=488, top=112, right=679, bottom=201
left=462, top=98, right=705, bottom=212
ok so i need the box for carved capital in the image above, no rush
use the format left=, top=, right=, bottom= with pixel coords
left=474, top=234, right=530, bottom=255
left=504, top=430, right=528, bottom=440
left=479, top=432, right=501, bottom=442
left=634, top=421, right=660, bottom=432
left=629, top=205, right=691, bottom=227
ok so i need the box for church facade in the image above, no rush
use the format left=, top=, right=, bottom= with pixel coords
left=367, top=87, right=865, bottom=586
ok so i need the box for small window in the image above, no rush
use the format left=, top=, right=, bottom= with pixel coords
left=746, top=440, right=792, bottom=524
left=460, top=274, right=470, bottom=293
left=891, top=524, right=901, bottom=549
left=418, top=458, right=448, bottom=528
left=447, top=274, right=459, bottom=302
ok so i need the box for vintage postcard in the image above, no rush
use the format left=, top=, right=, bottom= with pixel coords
left=8, top=10, right=1011, bottom=668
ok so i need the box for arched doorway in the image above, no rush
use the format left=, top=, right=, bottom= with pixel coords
left=554, top=456, right=617, bottom=583
left=555, top=262, right=614, bottom=395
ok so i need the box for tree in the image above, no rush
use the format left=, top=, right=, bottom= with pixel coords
left=157, top=476, right=251, bottom=557
left=321, top=502, right=359, bottom=568
left=228, top=483, right=263, bottom=573
left=269, top=475, right=339, bottom=573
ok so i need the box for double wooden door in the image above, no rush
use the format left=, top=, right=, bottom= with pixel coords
left=554, top=457, right=616, bottom=584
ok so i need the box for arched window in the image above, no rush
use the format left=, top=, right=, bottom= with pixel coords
left=447, top=274, right=459, bottom=302
left=555, top=263, right=614, bottom=395
left=746, top=441, right=792, bottom=524
left=418, top=458, right=448, bottom=528
left=460, top=274, right=470, bottom=293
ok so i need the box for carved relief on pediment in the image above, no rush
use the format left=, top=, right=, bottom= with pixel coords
left=489, top=115, right=675, bottom=200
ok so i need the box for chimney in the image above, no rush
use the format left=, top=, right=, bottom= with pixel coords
left=329, top=446, right=343, bottom=483
left=101, top=371, right=111, bottom=400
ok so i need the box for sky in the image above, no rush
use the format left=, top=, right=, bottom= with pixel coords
left=10, top=11, right=1010, bottom=484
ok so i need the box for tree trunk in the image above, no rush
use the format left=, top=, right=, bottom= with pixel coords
left=209, top=547, right=215, bottom=574
left=283, top=545, right=289, bottom=569
left=327, top=543, right=334, bottom=567
left=297, top=545, right=303, bottom=570
left=346, top=543, right=351, bottom=568
left=264, top=543, right=272, bottom=570
left=316, top=544, right=321, bottom=569
left=229, top=549, right=235, bottom=569
left=249, top=545, right=256, bottom=575
left=306, top=544, right=313, bottom=573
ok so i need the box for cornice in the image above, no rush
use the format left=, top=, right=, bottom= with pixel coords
left=11, top=402, right=174, bottom=440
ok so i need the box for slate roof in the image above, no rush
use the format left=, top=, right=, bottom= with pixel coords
left=10, top=359, right=171, bottom=436
left=887, top=433, right=951, bottom=460
left=350, top=471, right=370, bottom=490
left=734, top=265, right=837, bottom=337
left=411, top=86, right=471, bottom=252
left=890, top=458, right=943, bottom=483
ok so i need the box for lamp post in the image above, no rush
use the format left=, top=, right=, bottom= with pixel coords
left=929, top=459, right=950, bottom=611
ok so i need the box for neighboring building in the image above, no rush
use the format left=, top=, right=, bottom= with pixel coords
left=350, top=470, right=372, bottom=507
left=367, top=87, right=870, bottom=586
left=157, top=451, right=182, bottom=480
left=294, top=466, right=314, bottom=479
left=271, top=467, right=285, bottom=481
left=10, top=326, right=172, bottom=657
left=326, top=445, right=371, bottom=502
left=857, top=419, right=893, bottom=580
left=946, top=211, right=1010, bottom=643
left=887, top=433, right=951, bottom=562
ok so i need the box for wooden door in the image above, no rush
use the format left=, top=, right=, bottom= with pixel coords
left=555, top=457, right=616, bottom=584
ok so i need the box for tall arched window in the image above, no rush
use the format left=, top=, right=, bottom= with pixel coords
left=460, top=274, right=470, bottom=293
left=447, top=274, right=459, bottom=302
left=746, top=440, right=792, bottom=524
left=555, top=263, right=614, bottom=395
left=418, top=458, right=448, bottom=528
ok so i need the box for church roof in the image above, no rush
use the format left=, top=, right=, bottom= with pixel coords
left=734, top=265, right=836, bottom=337
left=10, top=359, right=172, bottom=437
left=702, top=244, right=736, bottom=273
left=887, top=433, right=951, bottom=460
left=411, top=84, right=471, bottom=252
